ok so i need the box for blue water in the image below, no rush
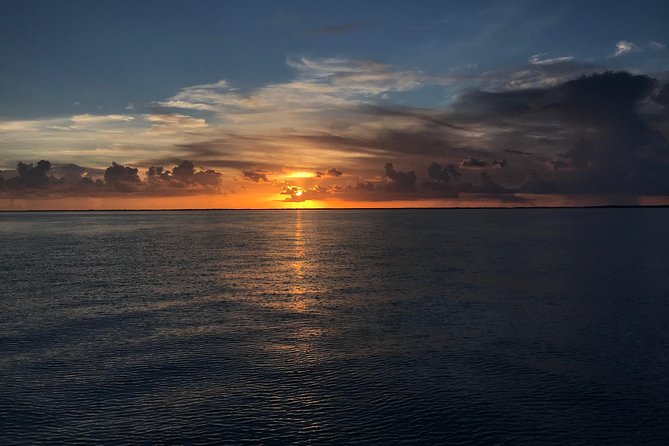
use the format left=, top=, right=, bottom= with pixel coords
left=1, top=209, right=669, bottom=444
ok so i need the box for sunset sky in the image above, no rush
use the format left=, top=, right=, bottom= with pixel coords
left=1, top=0, right=669, bottom=209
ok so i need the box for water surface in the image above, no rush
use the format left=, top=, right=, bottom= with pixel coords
left=2, top=209, right=669, bottom=444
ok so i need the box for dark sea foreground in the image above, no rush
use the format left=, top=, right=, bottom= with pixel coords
left=1, top=209, right=669, bottom=445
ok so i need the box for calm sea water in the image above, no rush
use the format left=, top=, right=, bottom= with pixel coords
left=1, top=209, right=669, bottom=444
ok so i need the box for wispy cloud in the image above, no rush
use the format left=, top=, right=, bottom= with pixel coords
left=613, top=40, right=637, bottom=57
left=611, top=39, right=666, bottom=57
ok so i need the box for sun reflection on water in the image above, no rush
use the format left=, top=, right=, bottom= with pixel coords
left=288, top=209, right=309, bottom=310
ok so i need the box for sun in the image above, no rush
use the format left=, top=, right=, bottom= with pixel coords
left=284, top=171, right=316, bottom=179
left=295, top=189, right=303, bottom=197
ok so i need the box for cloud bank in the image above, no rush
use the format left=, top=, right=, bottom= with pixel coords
left=0, top=160, right=223, bottom=197
left=1, top=53, right=669, bottom=206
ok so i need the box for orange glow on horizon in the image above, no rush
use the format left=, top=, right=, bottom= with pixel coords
left=2, top=193, right=669, bottom=211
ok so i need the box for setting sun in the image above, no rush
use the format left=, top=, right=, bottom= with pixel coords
left=283, top=171, right=317, bottom=179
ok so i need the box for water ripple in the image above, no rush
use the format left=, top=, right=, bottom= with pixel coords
left=2, top=209, right=669, bottom=444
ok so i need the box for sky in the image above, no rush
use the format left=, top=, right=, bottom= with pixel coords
left=1, top=0, right=669, bottom=209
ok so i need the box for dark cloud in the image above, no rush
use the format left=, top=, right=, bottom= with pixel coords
left=242, top=169, right=270, bottom=182
left=280, top=185, right=333, bottom=202
left=15, top=160, right=53, bottom=188
left=315, top=167, right=343, bottom=178
left=291, top=130, right=491, bottom=160
left=52, top=164, right=87, bottom=182
left=0, top=159, right=223, bottom=197
left=449, top=71, right=669, bottom=195
left=362, top=104, right=465, bottom=130
left=476, top=172, right=511, bottom=194
left=104, top=162, right=141, bottom=191
left=334, top=162, right=513, bottom=200
left=427, top=162, right=460, bottom=182
left=384, top=163, right=417, bottom=192
left=146, top=160, right=223, bottom=190
left=354, top=181, right=376, bottom=191
left=653, top=82, right=669, bottom=109
left=422, top=162, right=460, bottom=196
left=172, top=160, right=196, bottom=181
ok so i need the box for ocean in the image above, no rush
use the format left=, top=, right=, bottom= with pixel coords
left=2, top=209, right=669, bottom=444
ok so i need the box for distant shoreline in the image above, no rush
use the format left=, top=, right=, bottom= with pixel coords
left=1, top=205, right=669, bottom=213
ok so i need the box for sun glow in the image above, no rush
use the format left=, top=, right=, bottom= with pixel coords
left=284, top=171, right=316, bottom=179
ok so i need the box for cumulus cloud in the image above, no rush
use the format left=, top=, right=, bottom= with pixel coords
left=104, top=162, right=141, bottom=191
left=281, top=184, right=333, bottom=202
left=147, top=160, right=223, bottom=190
left=14, top=160, right=53, bottom=188
left=0, top=159, right=223, bottom=197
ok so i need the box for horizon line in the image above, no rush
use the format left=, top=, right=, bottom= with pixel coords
left=2, top=204, right=669, bottom=213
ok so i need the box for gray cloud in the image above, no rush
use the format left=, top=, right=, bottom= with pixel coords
left=242, top=169, right=270, bottom=182
left=315, top=167, right=343, bottom=178
left=104, top=162, right=141, bottom=192
left=384, top=163, right=417, bottom=193
left=0, top=160, right=223, bottom=197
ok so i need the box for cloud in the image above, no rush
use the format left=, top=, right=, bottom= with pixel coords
left=315, top=167, right=343, bottom=178
left=280, top=184, right=333, bottom=202
left=144, top=114, right=208, bottom=134
left=384, top=163, right=417, bottom=192
left=649, top=40, right=666, bottom=50
left=611, top=39, right=666, bottom=57
left=14, top=160, right=53, bottom=188
left=427, top=162, right=460, bottom=182
left=0, top=159, right=223, bottom=197
left=529, top=54, right=575, bottom=65
left=2, top=50, right=669, bottom=206
left=104, top=162, right=141, bottom=191
left=479, top=56, right=597, bottom=91
left=453, top=71, right=669, bottom=194
left=614, top=40, right=636, bottom=57
left=242, top=169, right=270, bottom=182
left=71, top=114, right=135, bottom=125
left=147, top=160, right=223, bottom=190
